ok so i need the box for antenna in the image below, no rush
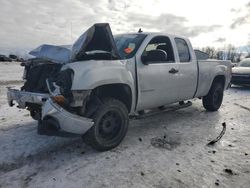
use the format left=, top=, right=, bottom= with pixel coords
left=70, top=21, right=73, bottom=43
left=138, top=28, right=143, bottom=33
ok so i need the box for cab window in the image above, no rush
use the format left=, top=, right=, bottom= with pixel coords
left=174, top=38, right=191, bottom=62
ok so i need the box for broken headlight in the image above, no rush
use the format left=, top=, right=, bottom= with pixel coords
left=46, top=69, right=74, bottom=106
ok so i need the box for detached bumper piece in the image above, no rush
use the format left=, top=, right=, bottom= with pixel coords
left=41, top=99, right=93, bottom=135
left=7, top=88, right=49, bottom=108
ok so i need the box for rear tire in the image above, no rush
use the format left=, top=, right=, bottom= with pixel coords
left=202, top=82, right=224, bottom=111
left=83, top=98, right=129, bottom=151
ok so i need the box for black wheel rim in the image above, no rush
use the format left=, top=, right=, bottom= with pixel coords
left=97, top=110, right=123, bottom=142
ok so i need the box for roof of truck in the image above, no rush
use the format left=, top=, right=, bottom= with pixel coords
left=115, top=32, right=189, bottom=40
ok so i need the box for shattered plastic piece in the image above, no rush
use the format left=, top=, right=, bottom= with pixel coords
left=215, top=179, right=220, bottom=186
left=151, top=136, right=180, bottom=150
left=224, top=168, right=237, bottom=175
left=207, top=122, right=226, bottom=146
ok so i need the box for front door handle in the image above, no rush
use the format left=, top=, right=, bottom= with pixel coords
left=169, top=68, right=179, bottom=74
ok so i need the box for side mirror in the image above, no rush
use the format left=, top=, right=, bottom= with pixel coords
left=141, top=49, right=167, bottom=65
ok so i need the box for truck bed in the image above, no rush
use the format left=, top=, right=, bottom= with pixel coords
left=195, top=59, right=231, bottom=98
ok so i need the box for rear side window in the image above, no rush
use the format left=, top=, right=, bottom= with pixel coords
left=175, top=38, right=190, bottom=62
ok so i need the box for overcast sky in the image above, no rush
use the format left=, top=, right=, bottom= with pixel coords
left=0, top=0, right=250, bottom=55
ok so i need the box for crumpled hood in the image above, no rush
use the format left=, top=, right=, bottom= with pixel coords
left=232, top=67, right=250, bottom=74
left=29, top=23, right=120, bottom=64
left=71, top=23, right=120, bottom=61
left=29, top=44, right=71, bottom=64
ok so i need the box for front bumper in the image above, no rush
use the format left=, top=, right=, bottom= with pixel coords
left=7, top=88, right=49, bottom=108
left=7, top=88, right=94, bottom=135
left=42, top=99, right=94, bottom=135
left=231, top=74, right=250, bottom=85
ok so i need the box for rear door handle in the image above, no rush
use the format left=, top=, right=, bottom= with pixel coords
left=169, top=68, right=179, bottom=74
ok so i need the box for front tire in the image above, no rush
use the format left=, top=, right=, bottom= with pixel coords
left=202, top=82, right=224, bottom=111
left=83, top=98, right=129, bottom=151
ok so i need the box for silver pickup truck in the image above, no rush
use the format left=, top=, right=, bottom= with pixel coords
left=7, top=23, right=231, bottom=151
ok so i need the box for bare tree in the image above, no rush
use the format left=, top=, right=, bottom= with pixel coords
left=202, top=46, right=217, bottom=59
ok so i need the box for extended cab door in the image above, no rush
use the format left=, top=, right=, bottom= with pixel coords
left=173, top=38, right=198, bottom=100
left=136, top=35, right=180, bottom=110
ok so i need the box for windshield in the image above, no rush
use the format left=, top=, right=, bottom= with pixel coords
left=114, top=34, right=147, bottom=59
left=238, top=59, right=250, bottom=67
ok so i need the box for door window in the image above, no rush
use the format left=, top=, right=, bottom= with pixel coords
left=142, top=36, right=175, bottom=63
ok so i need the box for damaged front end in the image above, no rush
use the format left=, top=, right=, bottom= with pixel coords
left=38, top=69, right=94, bottom=136
left=7, top=23, right=121, bottom=136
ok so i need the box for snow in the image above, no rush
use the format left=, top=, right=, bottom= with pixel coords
left=0, top=62, right=23, bottom=83
left=0, top=62, right=250, bottom=187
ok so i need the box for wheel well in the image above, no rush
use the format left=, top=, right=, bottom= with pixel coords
left=212, top=75, right=225, bottom=88
left=91, top=84, right=132, bottom=112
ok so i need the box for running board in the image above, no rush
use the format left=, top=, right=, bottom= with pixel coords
left=131, top=101, right=192, bottom=120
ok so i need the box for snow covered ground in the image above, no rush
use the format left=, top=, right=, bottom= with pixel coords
left=0, top=62, right=249, bottom=188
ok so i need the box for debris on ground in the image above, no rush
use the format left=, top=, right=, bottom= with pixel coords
left=150, top=136, right=180, bottom=150
left=215, top=179, right=220, bottom=186
left=234, top=103, right=250, bottom=112
left=24, top=172, right=37, bottom=186
left=207, top=122, right=226, bottom=146
left=224, top=168, right=237, bottom=175
left=138, top=137, right=142, bottom=142
left=140, top=172, right=145, bottom=176
left=208, top=150, right=216, bottom=154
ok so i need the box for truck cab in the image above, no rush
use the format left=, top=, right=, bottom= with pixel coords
left=134, top=33, right=198, bottom=110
